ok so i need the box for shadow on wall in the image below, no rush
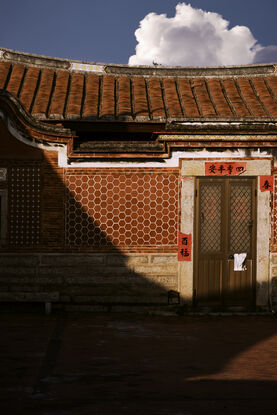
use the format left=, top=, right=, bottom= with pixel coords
left=2, top=118, right=277, bottom=389
left=0, top=125, right=180, bottom=310
left=0, top=122, right=274, bottom=314
left=54, top=156, right=180, bottom=310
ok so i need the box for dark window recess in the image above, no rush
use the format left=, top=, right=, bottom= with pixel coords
left=74, top=132, right=164, bottom=153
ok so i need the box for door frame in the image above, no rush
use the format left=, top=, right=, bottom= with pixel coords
left=194, top=176, right=257, bottom=307
left=179, top=157, right=272, bottom=309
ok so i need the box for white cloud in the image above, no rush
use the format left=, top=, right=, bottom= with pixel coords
left=128, top=2, right=270, bottom=66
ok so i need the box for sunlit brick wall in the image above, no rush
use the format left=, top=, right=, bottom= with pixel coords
left=65, top=169, right=179, bottom=251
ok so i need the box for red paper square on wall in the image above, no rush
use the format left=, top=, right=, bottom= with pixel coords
left=260, top=176, right=273, bottom=192
left=178, top=232, right=191, bottom=261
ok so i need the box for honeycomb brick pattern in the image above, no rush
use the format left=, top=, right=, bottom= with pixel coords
left=65, top=172, right=179, bottom=248
left=9, top=166, right=41, bottom=246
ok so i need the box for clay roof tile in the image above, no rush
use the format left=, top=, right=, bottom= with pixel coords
left=1, top=48, right=277, bottom=123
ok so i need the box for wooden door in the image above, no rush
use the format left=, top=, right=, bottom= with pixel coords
left=194, top=177, right=256, bottom=307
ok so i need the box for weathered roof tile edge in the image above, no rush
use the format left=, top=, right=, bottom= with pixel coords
left=1, top=47, right=276, bottom=77
left=2, top=47, right=277, bottom=123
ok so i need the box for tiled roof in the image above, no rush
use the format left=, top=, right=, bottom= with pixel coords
left=1, top=48, right=277, bottom=123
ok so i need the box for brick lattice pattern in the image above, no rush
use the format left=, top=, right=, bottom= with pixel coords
left=9, top=166, right=41, bottom=246
left=65, top=172, right=179, bottom=248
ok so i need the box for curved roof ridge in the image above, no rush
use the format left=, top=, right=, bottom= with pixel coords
left=2, top=47, right=277, bottom=122
left=0, top=47, right=276, bottom=77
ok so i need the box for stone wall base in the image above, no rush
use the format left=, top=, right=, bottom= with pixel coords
left=3, top=251, right=277, bottom=311
left=0, top=253, right=179, bottom=307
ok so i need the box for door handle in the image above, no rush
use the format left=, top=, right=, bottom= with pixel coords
left=248, top=220, right=253, bottom=234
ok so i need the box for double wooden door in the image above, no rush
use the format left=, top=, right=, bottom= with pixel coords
left=194, top=177, right=256, bottom=307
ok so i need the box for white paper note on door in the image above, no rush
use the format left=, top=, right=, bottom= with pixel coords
left=234, top=253, right=247, bottom=271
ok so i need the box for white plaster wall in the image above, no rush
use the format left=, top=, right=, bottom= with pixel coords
left=179, top=176, right=194, bottom=303
left=58, top=149, right=273, bottom=168
left=256, top=177, right=271, bottom=307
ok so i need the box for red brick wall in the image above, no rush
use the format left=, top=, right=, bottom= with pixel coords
left=0, top=150, right=65, bottom=251
left=2, top=142, right=180, bottom=252
left=65, top=169, right=179, bottom=252
left=0, top=122, right=180, bottom=252
left=9, top=162, right=41, bottom=247
left=41, top=152, right=65, bottom=248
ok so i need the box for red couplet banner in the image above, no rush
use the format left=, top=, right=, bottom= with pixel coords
left=205, top=162, right=246, bottom=176
left=178, top=232, right=191, bottom=262
left=260, top=176, right=273, bottom=192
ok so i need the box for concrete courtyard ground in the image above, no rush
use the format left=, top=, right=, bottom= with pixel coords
left=0, top=310, right=277, bottom=414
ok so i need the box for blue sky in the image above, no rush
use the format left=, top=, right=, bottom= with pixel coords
left=1, top=0, right=277, bottom=65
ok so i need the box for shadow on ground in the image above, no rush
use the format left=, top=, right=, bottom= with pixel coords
left=0, top=313, right=277, bottom=415
left=1, top=105, right=277, bottom=414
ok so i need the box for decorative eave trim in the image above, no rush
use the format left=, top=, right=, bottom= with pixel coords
left=1, top=89, right=277, bottom=160
left=68, top=133, right=277, bottom=160
left=166, top=120, right=277, bottom=133
left=0, top=90, right=72, bottom=144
